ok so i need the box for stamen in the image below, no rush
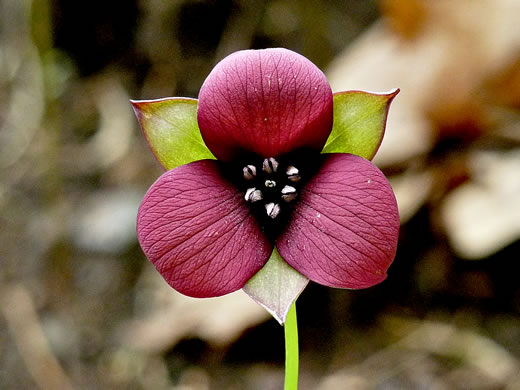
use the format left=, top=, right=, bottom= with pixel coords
left=262, top=157, right=279, bottom=174
left=281, top=185, right=297, bottom=202
left=242, top=158, right=302, bottom=223
left=245, top=187, right=263, bottom=203
left=265, top=202, right=281, bottom=219
left=243, top=165, right=257, bottom=180
left=286, top=165, right=301, bottom=182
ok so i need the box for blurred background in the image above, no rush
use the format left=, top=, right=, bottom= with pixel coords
left=1, top=0, right=520, bottom=389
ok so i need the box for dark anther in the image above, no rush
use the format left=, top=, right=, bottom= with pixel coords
left=281, top=185, right=297, bottom=202
left=245, top=187, right=263, bottom=202
left=286, top=165, right=301, bottom=182
left=265, top=202, right=281, bottom=219
left=262, top=157, right=279, bottom=174
left=243, top=165, right=257, bottom=180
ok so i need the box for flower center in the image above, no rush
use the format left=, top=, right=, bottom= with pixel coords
left=242, top=157, right=302, bottom=221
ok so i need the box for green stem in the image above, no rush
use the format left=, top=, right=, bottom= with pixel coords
left=284, top=301, right=299, bottom=390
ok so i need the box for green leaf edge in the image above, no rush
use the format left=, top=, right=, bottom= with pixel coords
left=322, top=88, right=400, bottom=160
left=243, top=248, right=309, bottom=325
left=131, top=97, right=215, bottom=171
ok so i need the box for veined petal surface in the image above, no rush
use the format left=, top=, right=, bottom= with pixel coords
left=137, top=160, right=272, bottom=297
left=198, top=48, right=333, bottom=161
left=277, top=154, right=399, bottom=289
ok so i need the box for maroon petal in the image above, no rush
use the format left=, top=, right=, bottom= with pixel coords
left=198, top=48, right=333, bottom=161
left=277, top=154, right=399, bottom=289
left=137, top=160, right=272, bottom=297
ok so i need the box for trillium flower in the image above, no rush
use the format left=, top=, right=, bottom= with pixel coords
left=133, top=48, right=399, bottom=321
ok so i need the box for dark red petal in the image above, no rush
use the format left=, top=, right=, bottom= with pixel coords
left=198, top=48, right=333, bottom=161
left=277, top=154, right=399, bottom=289
left=137, top=160, right=272, bottom=297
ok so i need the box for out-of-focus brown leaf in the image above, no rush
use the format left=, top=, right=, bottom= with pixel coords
left=120, top=268, right=269, bottom=354
left=487, top=57, right=520, bottom=109
left=441, top=150, right=520, bottom=259
left=327, top=0, right=520, bottom=167
left=317, top=316, right=520, bottom=390
left=389, top=170, right=433, bottom=224
left=379, top=0, right=426, bottom=40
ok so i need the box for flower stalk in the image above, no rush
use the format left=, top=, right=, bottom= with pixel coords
left=284, top=301, right=299, bottom=390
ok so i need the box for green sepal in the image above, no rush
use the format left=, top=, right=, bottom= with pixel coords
left=322, top=89, right=399, bottom=160
left=243, top=248, right=309, bottom=325
left=131, top=98, right=215, bottom=170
